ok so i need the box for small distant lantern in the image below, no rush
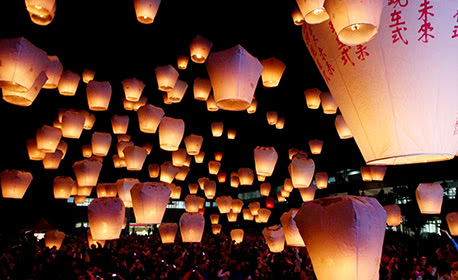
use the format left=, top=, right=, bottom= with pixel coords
left=175, top=167, right=190, bottom=181
left=130, top=182, right=171, bottom=224
left=158, top=117, right=185, bottom=151
left=299, top=184, right=316, bottom=202
left=36, top=125, right=62, bottom=153
left=216, top=196, right=232, bottom=214
left=212, top=224, right=222, bottom=235
left=275, top=117, right=285, bottom=129
left=257, top=175, right=266, bottom=182
left=137, top=104, right=165, bottom=134
left=227, top=210, right=238, bottom=222
left=2, top=71, right=47, bottom=107
left=160, top=161, right=179, bottom=183
left=227, top=129, right=236, bottom=140
left=61, top=110, right=85, bottom=139
left=25, top=0, right=56, bottom=25
left=148, top=163, right=160, bottom=178
left=184, top=134, right=203, bottom=156
left=134, top=0, right=161, bottom=24
left=231, top=199, right=243, bottom=213
left=116, top=178, right=139, bottom=208
left=91, top=132, right=112, bottom=157
left=277, top=192, right=286, bottom=202
left=155, top=65, right=179, bottom=92
left=42, top=150, right=63, bottom=169
left=82, top=112, right=96, bottom=130
left=360, top=166, right=372, bottom=182
left=43, top=56, right=63, bottom=89
left=230, top=174, right=240, bottom=188
left=73, top=159, right=103, bottom=187
left=162, top=92, right=172, bottom=104
left=260, top=183, right=271, bottom=196
left=183, top=156, right=192, bottom=167
left=257, top=208, right=271, bottom=223
left=193, top=77, right=211, bottom=101
left=289, top=154, right=315, bottom=188
left=82, top=144, right=93, bottom=158
left=281, top=189, right=290, bottom=198
left=122, top=78, right=145, bottom=102
left=384, top=204, right=402, bottom=226
left=88, top=198, right=125, bottom=240
left=206, top=94, right=219, bottom=112
left=86, top=81, right=111, bottom=111
left=320, top=92, right=337, bottom=114
left=188, top=183, right=198, bottom=194
left=26, top=138, right=45, bottom=160
left=261, top=57, right=286, bottom=88
left=370, top=166, right=387, bottom=181
left=0, top=170, right=33, bottom=199
left=211, top=122, right=224, bottom=137
left=238, top=168, right=254, bottom=185
left=111, top=115, right=129, bottom=135
left=45, top=230, right=65, bottom=250
left=315, top=172, right=328, bottom=189
left=446, top=213, right=458, bottom=236
left=231, top=229, right=244, bottom=244
left=281, top=209, right=305, bottom=247
left=82, top=69, right=95, bottom=83
left=214, top=152, right=223, bottom=161
left=283, top=179, right=294, bottom=192
left=335, top=115, right=353, bottom=139
left=198, top=177, right=209, bottom=190
left=249, top=201, right=260, bottom=216
left=208, top=161, right=221, bottom=175
left=308, top=139, right=324, bottom=155
left=263, top=225, right=285, bottom=253
left=254, top=147, right=278, bottom=177
left=305, top=88, right=321, bottom=109
left=57, top=70, right=81, bottom=96
left=185, top=195, right=204, bottom=213
left=180, top=213, right=205, bottom=243
left=217, top=172, right=226, bottom=183
left=177, top=55, right=189, bottom=70
left=266, top=111, right=278, bottom=125
left=204, top=180, right=217, bottom=199
left=172, top=148, right=187, bottom=167
left=292, top=6, right=305, bottom=25
left=167, top=79, right=188, bottom=103
left=77, top=186, right=93, bottom=196
left=296, top=0, right=329, bottom=24
left=190, top=35, right=213, bottom=64
left=206, top=45, right=263, bottom=111
left=210, top=214, right=219, bottom=225
left=97, top=183, right=118, bottom=198
left=170, top=184, right=182, bottom=199
left=117, top=141, right=133, bottom=158
left=124, top=146, right=147, bottom=171
left=247, top=99, right=257, bottom=114
left=266, top=197, right=275, bottom=209
left=416, top=183, right=444, bottom=214
left=159, top=223, right=178, bottom=244
left=123, top=98, right=134, bottom=111
left=243, top=209, right=254, bottom=220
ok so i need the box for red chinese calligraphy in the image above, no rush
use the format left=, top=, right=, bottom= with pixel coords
left=388, top=0, right=408, bottom=45
left=418, top=0, right=434, bottom=43
left=304, top=25, right=331, bottom=82
left=329, top=21, right=355, bottom=66
left=452, top=10, right=458, bottom=39
left=388, top=0, right=408, bottom=8
left=355, top=45, right=369, bottom=61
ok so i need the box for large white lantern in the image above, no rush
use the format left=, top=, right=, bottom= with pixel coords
left=88, top=198, right=125, bottom=241
left=180, top=213, right=205, bottom=243
left=159, top=223, right=178, bottom=244
left=416, top=183, right=443, bottom=214
left=289, top=154, right=315, bottom=188
left=158, top=117, right=185, bottom=151
left=254, top=147, right=278, bottom=177
left=130, top=182, right=171, bottom=224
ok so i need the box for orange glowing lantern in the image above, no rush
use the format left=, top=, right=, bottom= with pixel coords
left=159, top=223, right=178, bottom=244
left=289, top=154, right=315, bottom=188
left=211, top=122, right=224, bottom=137
left=148, top=163, right=160, bottom=178
left=185, top=195, right=204, bottom=213
left=335, top=115, right=353, bottom=139
left=210, top=214, right=219, bottom=225
left=208, top=161, right=221, bottom=175
left=383, top=204, right=402, bottom=226
left=123, top=146, right=147, bottom=171
left=249, top=201, right=260, bottom=216
left=231, top=229, right=244, bottom=244
left=180, top=212, right=205, bottom=242
left=45, top=230, right=65, bottom=250
left=2, top=71, right=47, bottom=107
left=190, top=35, right=213, bottom=64
left=56, top=140, right=67, bottom=159
left=275, top=117, right=285, bottom=129
left=61, top=110, right=85, bottom=139
left=206, top=94, right=219, bottom=111
left=82, top=144, right=92, bottom=158
left=296, top=0, right=329, bottom=24
left=305, top=88, right=321, bottom=109
left=315, top=172, right=328, bottom=189
left=204, top=180, right=217, bottom=199
left=172, top=148, right=187, bottom=167
left=175, top=167, right=190, bottom=181
left=122, top=78, right=145, bottom=102
left=25, top=0, right=56, bottom=25
left=254, top=147, right=278, bottom=177
left=283, top=179, right=294, bottom=192
left=43, top=56, right=63, bottom=89
left=177, top=55, right=189, bottom=70
left=238, top=168, right=254, bottom=186
left=88, top=198, right=125, bottom=240
left=261, top=57, right=286, bottom=88
left=134, top=0, right=161, bottom=24
left=36, top=125, right=62, bottom=153
left=160, top=161, right=179, bottom=183
left=159, top=117, right=185, bottom=151
left=26, top=138, right=45, bottom=161
left=212, top=224, right=222, bottom=234
left=117, top=141, right=133, bottom=158
left=227, top=210, right=238, bottom=222
left=299, top=184, right=316, bottom=202
left=130, top=182, right=171, bottom=224
left=42, top=150, right=63, bottom=169
left=198, top=177, right=209, bottom=190
left=416, top=183, right=443, bottom=214
left=82, top=111, right=96, bottom=130
left=281, top=209, right=305, bottom=247
left=111, top=115, right=129, bottom=135
left=230, top=174, right=239, bottom=188
left=243, top=209, right=254, bottom=220
left=184, top=135, right=203, bottom=156
left=188, top=183, right=198, bottom=195
left=97, top=183, right=118, bottom=198
left=292, top=6, right=305, bottom=25
left=193, top=77, right=212, bottom=101
left=370, top=166, right=387, bottom=181
left=137, top=104, right=165, bottom=134
left=82, top=69, right=95, bottom=83
left=73, top=159, right=103, bottom=187
left=266, top=111, right=278, bottom=125
left=217, top=172, right=226, bottom=183
left=247, top=99, right=257, bottom=114
left=0, top=170, right=33, bottom=199
left=155, top=65, right=179, bottom=92
left=446, top=213, right=458, bottom=236
left=91, top=132, right=112, bottom=157
left=214, top=152, right=223, bottom=161
left=260, top=183, right=271, bottom=196
left=263, top=225, right=285, bottom=253
left=360, top=166, right=372, bottom=182
left=308, top=139, right=323, bottom=155
left=167, top=79, right=188, bottom=103
left=258, top=175, right=266, bottom=182
left=216, top=196, right=232, bottom=214
left=320, top=91, right=337, bottom=114
left=277, top=192, right=286, bottom=202
left=86, top=81, right=111, bottom=111
left=231, top=199, right=243, bottom=213
left=116, top=178, right=139, bottom=208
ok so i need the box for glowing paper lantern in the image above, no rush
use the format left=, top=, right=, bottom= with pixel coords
left=159, top=223, right=178, bottom=244
left=204, top=180, right=216, bottom=199
left=190, top=35, right=213, bottom=63
left=305, top=88, right=321, bottom=109
left=73, top=196, right=86, bottom=205
left=45, top=230, right=65, bottom=250
left=43, top=56, right=62, bottom=89
left=283, top=179, right=294, bottom=192
left=87, top=230, right=105, bottom=248
left=137, top=104, right=165, bottom=134
left=116, top=178, right=139, bottom=208
left=370, top=166, right=387, bottom=181
left=277, top=192, right=286, bottom=202
left=383, top=204, right=401, bottom=226
left=57, top=70, right=80, bottom=96
left=82, top=69, right=95, bottom=83
left=238, top=168, right=254, bottom=185
left=288, top=148, right=299, bottom=160
left=55, top=141, right=67, bottom=159
left=206, top=94, right=219, bottom=111
left=289, top=154, right=315, bottom=188
left=169, top=184, right=181, bottom=199
left=198, top=177, right=209, bottom=190
left=360, top=166, right=372, bottom=182
left=177, top=56, right=189, bottom=70
left=25, top=0, right=56, bottom=25
left=254, top=147, right=278, bottom=177
left=158, top=117, right=185, bottom=151
left=160, top=162, right=179, bottom=183
left=335, top=115, right=353, bottom=139
left=117, top=141, right=133, bottom=158
left=134, top=0, right=161, bottom=24
left=256, top=208, right=271, bottom=223
left=2, top=71, right=47, bottom=106
left=180, top=213, right=205, bottom=242
left=175, top=167, right=190, bottom=181
left=227, top=210, right=238, bottom=222
left=208, top=161, right=221, bottom=175
left=281, top=209, right=305, bottom=247
left=148, top=163, right=160, bottom=178
left=243, top=209, right=254, bottom=220
left=230, top=174, right=239, bottom=188
left=231, top=199, right=243, bottom=213
left=82, top=144, right=92, bottom=158
left=123, top=146, right=147, bottom=171
left=167, top=79, right=188, bottom=103
left=320, top=91, right=337, bottom=114
left=266, top=111, right=278, bottom=125
left=183, top=156, right=191, bottom=167
left=262, top=225, right=285, bottom=252
left=258, top=175, right=266, bottom=182
left=184, top=135, right=203, bottom=156
left=211, top=122, right=224, bottom=137
left=416, top=183, right=443, bottom=214
left=86, top=81, right=111, bottom=111
left=210, top=214, right=219, bottom=225
left=212, top=152, right=222, bottom=162
left=193, top=77, right=211, bottom=101
left=0, top=170, right=33, bottom=199
left=42, top=150, right=63, bottom=169
left=299, top=184, right=316, bottom=202
left=91, top=132, right=112, bottom=157
left=217, top=172, right=226, bottom=183
left=111, top=115, right=129, bottom=135
left=88, top=198, right=125, bottom=240
left=247, top=99, right=257, bottom=114
left=296, top=0, right=329, bottom=24
left=155, top=65, right=179, bottom=92
left=61, top=110, right=85, bottom=139
left=315, top=172, right=328, bottom=189
left=216, top=196, right=232, bottom=214
left=0, top=37, right=49, bottom=92
left=295, top=196, right=386, bottom=280
left=260, top=183, right=271, bottom=196
left=281, top=189, right=291, bottom=198
left=122, top=78, right=144, bottom=102
left=446, top=212, right=458, bottom=236
left=83, top=112, right=96, bottom=130
left=36, top=125, right=62, bottom=153
left=309, top=139, right=323, bottom=155
left=275, top=117, right=285, bottom=129
left=26, top=138, right=45, bottom=160
left=261, top=57, right=286, bottom=88
left=212, top=224, right=222, bottom=234
left=73, top=159, right=103, bottom=187
left=77, top=186, right=93, bottom=196
left=130, top=182, right=171, bottom=224
left=231, top=229, right=244, bottom=244
left=292, top=6, right=305, bottom=25
left=185, top=195, right=203, bottom=213
left=206, top=45, right=263, bottom=111
left=97, top=183, right=118, bottom=198
left=112, top=155, right=122, bottom=168
left=188, top=183, right=198, bottom=194
left=249, top=201, right=260, bottom=216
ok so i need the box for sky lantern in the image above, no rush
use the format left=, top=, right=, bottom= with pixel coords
left=288, top=148, right=299, bottom=160
left=86, top=81, right=111, bottom=111
left=282, top=179, right=293, bottom=192
left=446, top=213, right=458, bottom=236
left=167, top=79, right=188, bottom=103
left=26, top=138, right=45, bottom=161
left=155, top=65, right=179, bottom=92
left=122, top=78, right=144, bottom=102
left=360, top=166, right=372, bottom=182
left=211, top=122, right=224, bottom=137
left=91, top=132, right=111, bottom=157
left=257, top=175, right=266, bottom=182
left=160, top=161, right=179, bottom=183
left=0, top=37, right=49, bottom=92
left=137, top=104, right=165, bottom=134
left=185, top=195, right=203, bottom=213
left=130, top=182, right=171, bottom=224
left=159, top=223, right=178, bottom=244
left=61, top=110, right=85, bottom=139
left=216, top=196, right=232, bottom=214
left=82, top=144, right=92, bottom=158
left=230, top=174, right=240, bottom=188
left=266, top=197, right=275, bottom=209
left=216, top=172, right=226, bottom=183
left=175, top=167, right=190, bottom=181
left=281, top=189, right=291, bottom=198
left=132, top=96, right=147, bottom=111
left=180, top=213, right=205, bottom=243
left=416, top=183, right=443, bottom=214
left=117, top=141, right=133, bottom=158
left=183, top=156, right=192, bottom=167
left=184, top=134, right=203, bottom=156
left=190, top=35, right=213, bottom=64
left=247, top=99, right=257, bottom=114
left=112, top=155, right=122, bottom=168
left=206, top=45, right=263, bottom=111
left=116, top=178, right=139, bottom=208
left=198, top=177, right=209, bottom=190
left=204, top=180, right=217, bottom=199
left=206, top=94, right=219, bottom=112
left=111, top=115, right=129, bottom=135
left=335, top=115, right=353, bottom=139
left=73, top=196, right=86, bottom=205
left=87, top=230, right=105, bottom=248
left=309, top=139, right=323, bottom=154
left=275, top=117, right=285, bottom=129
left=88, top=198, right=125, bottom=241
left=260, top=57, right=286, bottom=88
left=289, top=154, right=315, bottom=188
left=96, top=183, right=118, bottom=198
left=231, top=199, right=243, bottom=213
left=208, top=161, right=221, bottom=175
left=44, top=230, right=65, bottom=250
left=262, top=225, right=285, bottom=253
left=42, top=150, right=63, bottom=169
left=260, top=183, right=271, bottom=196
left=177, top=56, right=189, bottom=70
left=212, top=224, right=222, bottom=235
left=249, top=201, right=260, bottom=216
left=254, top=147, right=278, bottom=177
left=299, top=184, right=316, bottom=202
left=0, top=170, right=33, bottom=199
left=227, top=210, right=238, bottom=222
left=73, top=159, right=102, bottom=187
left=291, top=6, right=305, bottom=25
left=56, top=141, right=66, bottom=159
left=295, top=196, right=386, bottom=280
left=172, top=148, right=187, bottom=167
left=2, top=71, right=47, bottom=107
left=57, top=70, right=80, bottom=96
left=296, top=0, right=329, bottom=24
left=148, top=163, right=160, bottom=178
left=281, top=209, right=305, bottom=247
left=188, top=183, right=198, bottom=195
left=82, top=111, right=96, bottom=130
left=82, top=69, right=95, bottom=83
left=266, top=111, right=278, bottom=125
left=305, top=88, right=321, bottom=109
left=210, top=214, right=220, bottom=225
left=277, top=192, right=286, bottom=202
left=77, top=185, right=93, bottom=196
left=370, top=166, right=387, bottom=181
left=243, top=209, right=254, bottom=220
left=238, top=168, right=254, bottom=185
left=169, top=184, right=182, bottom=199
left=158, top=117, right=185, bottom=151
left=227, top=129, right=236, bottom=140
left=384, top=204, right=402, bottom=226
left=123, top=146, right=147, bottom=171
left=214, top=152, right=223, bottom=161
left=25, top=0, right=56, bottom=25
left=36, top=125, right=62, bottom=153
left=231, top=229, right=244, bottom=244
left=43, top=56, right=63, bottom=89
left=193, top=77, right=211, bottom=101
left=320, top=91, right=337, bottom=114
left=315, top=172, right=328, bottom=189
left=134, top=0, right=161, bottom=24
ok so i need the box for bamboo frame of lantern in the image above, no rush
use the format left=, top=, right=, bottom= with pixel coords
left=190, top=35, right=213, bottom=64
left=254, top=147, right=278, bottom=177
left=158, top=117, right=185, bottom=151
left=88, top=198, right=125, bottom=240
left=305, top=88, right=321, bottom=109
left=130, top=182, right=171, bottom=224
left=0, top=170, right=33, bottom=199
left=155, top=65, right=179, bottom=92
left=193, top=77, right=211, bottom=101
left=261, top=57, right=286, bottom=88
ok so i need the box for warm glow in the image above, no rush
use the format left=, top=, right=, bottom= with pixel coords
left=131, top=182, right=171, bottom=224
left=88, top=198, right=125, bottom=241
left=262, top=225, right=285, bottom=253
left=416, top=183, right=443, bottom=214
